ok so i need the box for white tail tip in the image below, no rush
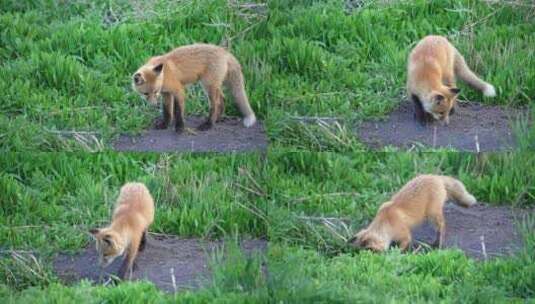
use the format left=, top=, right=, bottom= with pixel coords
left=483, top=84, right=496, bottom=97
left=243, top=114, right=256, bottom=128
left=466, top=194, right=477, bottom=207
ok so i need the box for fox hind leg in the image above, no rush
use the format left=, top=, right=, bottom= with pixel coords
left=217, top=92, right=225, bottom=121
left=430, top=214, right=446, bottom=249
left=199, top=84, right=224, bottom=131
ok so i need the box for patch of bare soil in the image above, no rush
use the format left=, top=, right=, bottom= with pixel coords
left=357, top=101, right=525, bottom=151
left=113, top=116, right=268, bottom=152
left=54, top=236, right=267, bottom=293
left=412, top=203, right=528, bottom=259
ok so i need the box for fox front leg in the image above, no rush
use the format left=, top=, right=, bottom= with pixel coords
left=117, top=257, right=130, bottom=280
left=98, top=265, right=104, bottom=283
left=117, top=236, right=141, bottom=280
left=155, top=93, right=174, bottom=129
left=172, top=91, right=186, bottom=133
left=138, top=230, right=147, bottom=252
left=411, top=94, right=433, bottom=125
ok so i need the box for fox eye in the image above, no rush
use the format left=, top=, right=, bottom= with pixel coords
left=143, top=93, right=149, bottom=97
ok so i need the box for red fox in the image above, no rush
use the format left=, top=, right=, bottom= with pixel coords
left=132, top=43, right=256, bottom=132
left=407, top=35, right=496, bottom=124
left=349, top=175, right=476, bottom=252
left=89, top=182, right=155, bottom=280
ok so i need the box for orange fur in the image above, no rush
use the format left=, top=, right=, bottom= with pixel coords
left=407, top=35, right=496, bottom=124
left=132, top=44, right=256, bottom=131
left=349, top=175, right=476, bottom=252
left=89, top=182, right=155, bottom=280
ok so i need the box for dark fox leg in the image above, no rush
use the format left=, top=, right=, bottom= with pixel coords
left=217, top=92, right=225, bottom=122
left=399, top=235, right=412, bottom=252
left=117, top=236, right=141, bottom=280
left=173, top=91, right=186, bottom=133
left=117, top=255, right=129, bottom=280
left=155, top=93, right=173, bottom=129
left=411, top=94, right=433, bottom=125
left=138, top=230, right=147, bottom=252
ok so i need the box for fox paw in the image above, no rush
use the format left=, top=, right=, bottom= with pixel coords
left=175, top=125, right=184, bottom=134
left=154, top=119, right=169, bottom=130
left=197, top=121, right=213, bottom=131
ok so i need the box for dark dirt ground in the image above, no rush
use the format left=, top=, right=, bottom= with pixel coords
left=412, top=202, right=529, bottom=259
left=113, top=116, right=268, bottom=152
left=357, top=101, right=526, bottom=151
left=54, top=236, right=267, bottom=293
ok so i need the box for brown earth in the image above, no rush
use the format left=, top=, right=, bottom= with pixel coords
left=412, top=202, right=529, bottom=259
left=357, top=101, right=525, bottom=151
left=54, top=236, right=267, bottom=293
left=113, top=116, right=268, bottom=152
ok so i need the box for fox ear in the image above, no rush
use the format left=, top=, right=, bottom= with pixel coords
left=89, top=228, right=100, bottom=239
left=449, top=87, right=461, bottom=95
left=153, top=63, right=164, bottom=75
left=133, top=73, right=144, bottom=85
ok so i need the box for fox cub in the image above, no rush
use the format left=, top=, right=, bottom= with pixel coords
left=407, top=35, right=496, bottom=125
left=90, top=182, right=155, bottom=280
left=349, top=175, right=476, bottom=252
left=132, top=43, right=256, bottom=132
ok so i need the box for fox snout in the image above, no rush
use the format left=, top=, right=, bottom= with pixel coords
left=98, top=255, right=113, bottom=268
left=146, top=94, right=160, bottom=105
left=98, top=252, right=121, bottom=268
left=347, top=235, right=358, bottom=246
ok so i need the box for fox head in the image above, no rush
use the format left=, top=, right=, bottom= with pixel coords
left=423, top=87, right=461, bottom=124
left=348, top=229, right=387, bottom=252
left=132, top=63, right=164, bottom=105
left=89, top=228, right=126, bottom=268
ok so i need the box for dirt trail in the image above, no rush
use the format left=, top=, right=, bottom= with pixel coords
left=113, top=116, right=268, bottom=152
left=54, top=236, right=267, bottom=293
left=412, top=202, right=528, bottom=259
left=358, top=101, right=526, bottom=151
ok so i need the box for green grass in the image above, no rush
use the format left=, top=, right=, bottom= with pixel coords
left=268, top=237, right=535, bottom=303
left=1, top=0, right=533, bottom=151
